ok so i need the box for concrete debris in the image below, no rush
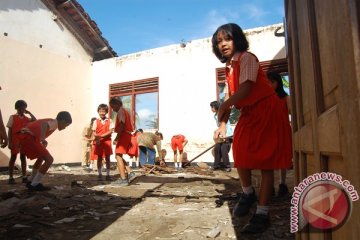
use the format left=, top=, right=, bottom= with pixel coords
left=0, top=166, right=294, bottom=240
left=206, top=226, right=221, bottom=238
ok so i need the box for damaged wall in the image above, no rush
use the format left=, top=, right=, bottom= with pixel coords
left=91, top=24, right=286, bottom=161
left=0, top=0, right=93, bottom=166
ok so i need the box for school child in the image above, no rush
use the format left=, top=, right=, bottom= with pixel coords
left=92, top=104, right=113, bottom=181
left=19, top=111, right=72, bottom=191
left=127, top=128, right=143, bottom=167
left=137, top=131, right=163, bottom=167
left=109, top=98, right=136, bottom=186
left=210, top=101, right=232, bottom=172
left=6, top=100, right=36, bottom=184
left=82, top=117, right=96, bottom=170
left=267, top=71, right=292, bottom=196
left=211, top=23, right=292, bottom=233
left=0, top=86, right=8, bottom=149
left=171, top=134, right=188, bottom=170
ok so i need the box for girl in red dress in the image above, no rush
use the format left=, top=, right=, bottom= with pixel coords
left=267, top=71, right=292, bottom=197
left=212, top=23, right=292, bottom=233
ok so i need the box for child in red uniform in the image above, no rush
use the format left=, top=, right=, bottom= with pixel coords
left=212, top=23, right=292, bottom=233
left=6, top=100, right=36, bottom=184
left=109, top=98, right=136, bottom=186
left=267, top=72, right=292, bottom=196
left=92, top=104, right=114, bottom=181
left=19, top=111, right=72, bottom=191
left=170, top=134, right=188, bottom=170
left=127, top=129, right=143, bottom=167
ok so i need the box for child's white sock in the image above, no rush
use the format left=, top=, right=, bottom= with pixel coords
left=28, top=168, right=38, bottom=182
left=89, top=163, right=93, bottom=169
left=256, top=205, right=269, bottom=215
left=242, top=186, right=254, bottom=195
left=175, top=162, right=178, bottom=168
left=31, top=172, right=44, bottom=186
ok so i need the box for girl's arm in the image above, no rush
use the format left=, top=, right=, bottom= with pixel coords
left=183, top=139, right=188, bottom=148
left=40, top=121, right=49, bottom=147
left=214, top=81, right=253, bottom=139
left=7, top=127, right=12, bottom=149
left=25, top=110, right=36, bottom=121
left=113, top=122, right=125, bottom=144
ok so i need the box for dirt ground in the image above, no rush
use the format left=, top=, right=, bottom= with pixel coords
left=0, top=164, right=295, bottom=240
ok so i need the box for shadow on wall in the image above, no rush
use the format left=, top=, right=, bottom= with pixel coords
left=0, top=0, right=47, bottom=12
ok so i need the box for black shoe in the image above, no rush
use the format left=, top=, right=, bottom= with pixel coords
left=240, top=213, right=270, bottom=233
left=232, top=189, right=257, bottom=217
left=28, top=183, right=51, bottom=191
left=22, top=177, right=28, bottom=183
left=8, top=178, right=15, bottom=185
left=26, top=181, right=32, bottom=188
left=278, top=183, right=289, bottom=197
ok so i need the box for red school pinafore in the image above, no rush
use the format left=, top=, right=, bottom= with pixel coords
left=227, top=52, right=292, bottom=169
left=9, top=114, right=31, bottom=154
left=93, top=118, right=113, bottom=157
left=114, top=108, right=133, bottom=154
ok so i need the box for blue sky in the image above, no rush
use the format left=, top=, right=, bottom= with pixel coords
left=77, top=0, right=285, bottom=56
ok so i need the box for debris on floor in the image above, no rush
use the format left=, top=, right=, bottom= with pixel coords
left=0, top=166, right=294, bottom=240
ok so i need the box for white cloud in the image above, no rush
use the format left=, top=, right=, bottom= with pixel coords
left=137, top=108, right=153, bottom=119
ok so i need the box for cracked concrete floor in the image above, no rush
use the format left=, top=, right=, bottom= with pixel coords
left=0, top=166, right=294, bottom=240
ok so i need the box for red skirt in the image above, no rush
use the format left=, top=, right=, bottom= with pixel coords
left=18, top=134, right=50, bottom=160
left=232, top=94, right=292, bottom=169
left=115, top=133, right=132, bottom=155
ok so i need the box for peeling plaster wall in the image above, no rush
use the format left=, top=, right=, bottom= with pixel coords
left=0, top=0, right=93, bottom=166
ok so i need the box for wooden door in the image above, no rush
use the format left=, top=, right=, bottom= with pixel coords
left=285, top=0, right=360, bottom=239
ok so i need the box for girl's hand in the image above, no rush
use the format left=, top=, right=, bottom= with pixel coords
left=41, top=140, right=48, bottom=147
left=214, top=124, right=226, bottom=141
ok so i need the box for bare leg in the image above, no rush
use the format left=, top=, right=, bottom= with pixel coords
left=8, top=154, right=17, bottom=179
left=38, top=155, right=54, bottom=174
left=116, top=154, right=126, bottom=179
left=20, top=153, right=27, bottom=177
left=179, top=150, right=183, bottom=167
left=237, top=167, right=252, bottom=187
left=97, top=156, right=102, bottom=174
left=258, top=170, right=274, bottom=206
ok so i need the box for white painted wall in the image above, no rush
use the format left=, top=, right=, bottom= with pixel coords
left=92, top=24, right=286, bottom=162
left=0, top=0, right=92, bottom=62
left=0, top=0, right=93, bottom=166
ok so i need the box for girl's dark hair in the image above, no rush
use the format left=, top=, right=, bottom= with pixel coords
left=267, top=72, right=288, bottom=98
left=97, top=104, right=109, bottom=113
left=56, top=111, right=72, bottom=124
left=212, top=23, right=249, bottom=63
left=155, top=131, right=163, bottom=139
left=210, top=101, right=220, bottom=111
left=109, top=97, right=122, bottom=106
left=15, top=100, right=27, bottom=110
left=90, top=117, right=96, bottom=128
left=136, top=128, right=144, bottom=133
